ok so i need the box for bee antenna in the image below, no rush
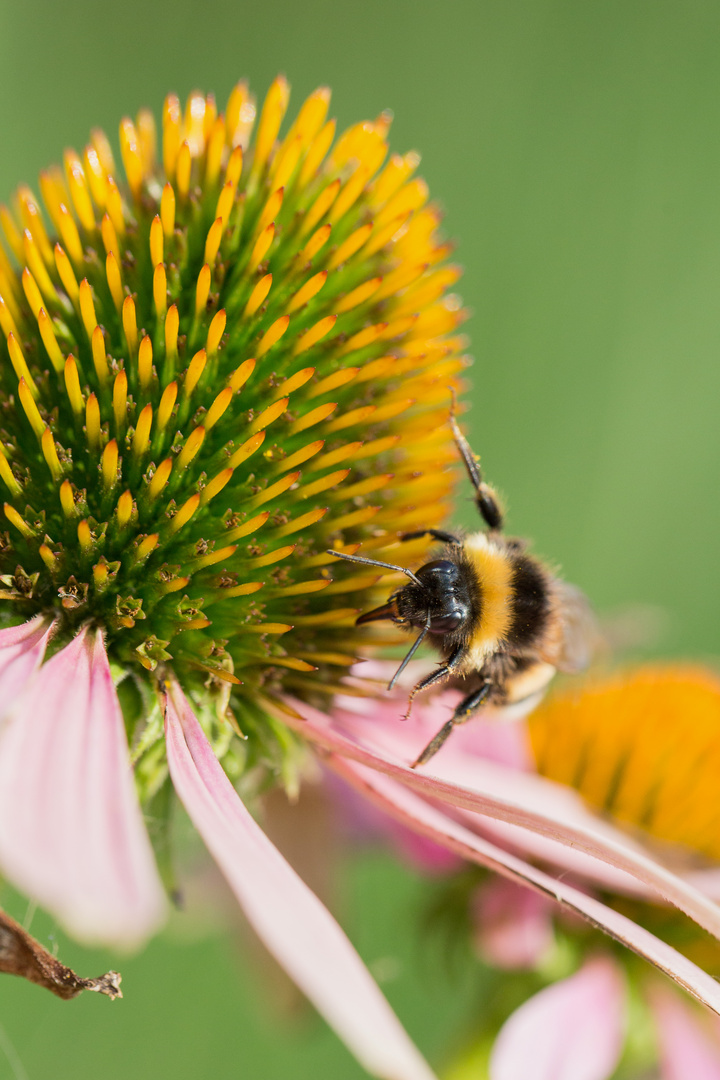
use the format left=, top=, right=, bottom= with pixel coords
left=387, top=617, right=431, bottom=691
left=326, top=549, right=423, bottom=587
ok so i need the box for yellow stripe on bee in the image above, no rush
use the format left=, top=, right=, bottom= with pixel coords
left=461, top=532, right=514, bottom=668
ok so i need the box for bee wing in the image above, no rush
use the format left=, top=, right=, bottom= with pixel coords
left=550, top=581, right=600, bottom=674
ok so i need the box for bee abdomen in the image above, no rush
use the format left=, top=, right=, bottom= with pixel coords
left=506, top=554, right=551, bottom=648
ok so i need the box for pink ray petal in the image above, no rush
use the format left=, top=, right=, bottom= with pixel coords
left=473, top=877, right=553, bottom=969
left=327, top=754, right=720, bottom=1014
left=279, top=696, right=720, bottom=943
left=0, top=616, right=54, bottom=710
left=0, top=628, right=166, bottom=949
left=489, top=957, right=625, bottom=1080
left=163, top=679, right=437, bottom=1080
left=650, top=986, right=720, bottom=1080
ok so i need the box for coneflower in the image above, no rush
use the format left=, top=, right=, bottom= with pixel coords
left=0, top=75, right=464, bottom=1080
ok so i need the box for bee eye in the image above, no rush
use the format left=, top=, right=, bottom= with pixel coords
left=429, top=611, right=464, bottom=633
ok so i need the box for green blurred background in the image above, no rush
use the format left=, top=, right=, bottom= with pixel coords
left=1, top=0, right=719, bottom=1075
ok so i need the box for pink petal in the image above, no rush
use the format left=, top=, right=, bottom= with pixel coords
left=489, top=958, right=625, bottom=1080
left=473, top=878, right=553, bottom=969
left=163, top=679, right=437, bottom=1080
left=0, top=616, right=53, bottom=709
left=280, top=696, right=720, bottom=944
left=650, top=986, right=720, bottom=1080
left=326, top=754, right=720, bottom=1015
left=0, top=628, right=166, bottom=949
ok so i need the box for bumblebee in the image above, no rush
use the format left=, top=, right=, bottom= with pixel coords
left=329, top=400, right=593, bottom=768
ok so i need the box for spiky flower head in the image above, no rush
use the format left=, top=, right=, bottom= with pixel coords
left=0, top=77, right=465, bottom=787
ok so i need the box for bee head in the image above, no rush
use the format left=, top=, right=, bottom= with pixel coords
left=357, top=558, right=471, bottom=634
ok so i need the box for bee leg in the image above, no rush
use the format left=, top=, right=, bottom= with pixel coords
left=411, top=682, right=492, bottom=768
left=402, top=645, right=464, bottom=721
left=448, top=399, right=504, bottom=531
left=400, top=529, right=461, bottom=545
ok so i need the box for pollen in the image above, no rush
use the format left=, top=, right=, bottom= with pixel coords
left=0, top=75, right=467, bottom=756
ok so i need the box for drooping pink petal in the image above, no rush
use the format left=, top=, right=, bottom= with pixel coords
left=163, top=679, right=437, bottom=1080
left=326, top=754, right=720, bottom=1015
left=650, top=985, right=720, bottom=1080
left=0, top=628, right=166, bottom=949
left=280, top=696, right=720, bottom=943
left=473, top=878, right=553, bottom=969
left=0, top=616, right=53, bottom=710
left=489, top=957, right=625, bottom=1080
